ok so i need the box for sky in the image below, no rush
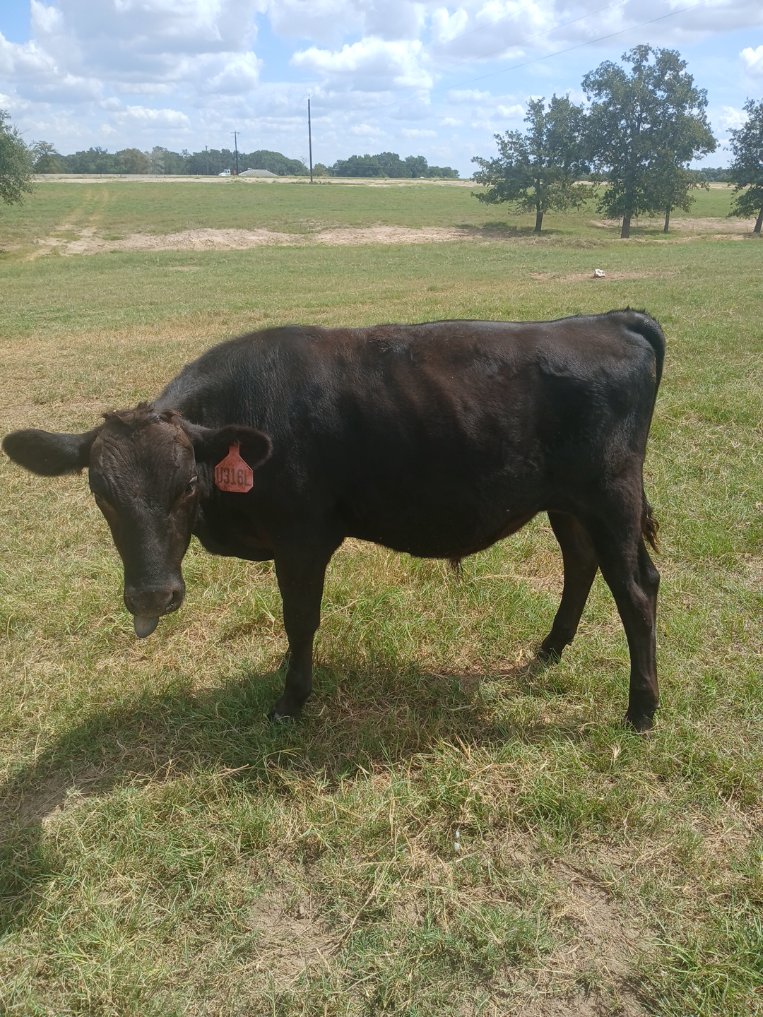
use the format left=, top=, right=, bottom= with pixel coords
left=0, top=0, right=761, bottom=177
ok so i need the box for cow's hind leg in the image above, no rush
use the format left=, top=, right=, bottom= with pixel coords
left=270, top=541, right=337, bottom=721
left=539, top=511, right=598, bottom=660
left=586, top=512, right=660, bottom=731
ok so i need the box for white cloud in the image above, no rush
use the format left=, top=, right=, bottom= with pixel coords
left=202, top=52, right=263, bottom=93
left=431, top=0, right=546, bottom=61
left=30, top=0, right=64, bottom=34
left=402, top=126, right=437, bottom=137
left=495, top=102, right=524, bottom=118
left=115, top=105, right=190, bottom=128
left=432, top=7, right=469, bottom=45
left=0, top=33, right=56, bottom=78
left=293, top=37, right=432, bottom=90
left=740, top=44, right=763, bottom=76
left=447, top=88, right=492, bottom=102
left=0, top=32, right=101, bottom=102
left=266, top=0, right=426, bottom=44
left=349, top=122, right=383, bottom=137
left=266, top=0, right=363, bottom=44
left=718, top=104, right=748, bottom=130
left=429, top=0, right=763, bottom=63
left=29, top=0, right=263, bottom=82
left=665, top=0, right=763, bottom=36
left=363, top=0, right=427, bottom=40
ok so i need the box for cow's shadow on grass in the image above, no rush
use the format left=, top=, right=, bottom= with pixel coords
left=0, top=651, right=591, bottom=934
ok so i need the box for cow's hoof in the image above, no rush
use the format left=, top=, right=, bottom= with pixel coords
left=536, top=644, right=561, bottom=665
left=268, top=696, right=303, bottom=723
left=268, top=706, right=296, bottom=723
left=624, top=711, right=655, bottom=733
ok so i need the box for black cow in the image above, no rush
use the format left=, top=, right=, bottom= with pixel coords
left=3, top=311, right=665, bottom=730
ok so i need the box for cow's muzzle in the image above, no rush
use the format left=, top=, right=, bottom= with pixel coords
left=124, top=581, right=185, bottom=638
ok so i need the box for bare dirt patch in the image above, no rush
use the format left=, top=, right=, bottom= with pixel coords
left=508, top=858, right=652, bottom=1017
left=245, top=887, right=338, bottom=990
left=592, top=216, right=753, bottom=236
left=30, top=224, right=475, bottom=257
left=529, top=270, right=678, bottom=283
left=27, top=215, right=755, bottom=258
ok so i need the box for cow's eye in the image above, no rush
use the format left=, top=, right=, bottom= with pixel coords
left=174, top=475, right=198, bottom=506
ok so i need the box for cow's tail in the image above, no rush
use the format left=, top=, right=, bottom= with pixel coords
left=639, top=313, right=664, bottom=551
left=624, top=308, right=666, bottom=389
left=621, top=310, right=664, bottom=553
left=642, top=495, right=659, bottom=551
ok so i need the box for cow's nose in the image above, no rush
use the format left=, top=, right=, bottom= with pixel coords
left=124, top=582, right=184, bottom=617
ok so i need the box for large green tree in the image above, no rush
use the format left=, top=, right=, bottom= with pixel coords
left=115, top=147, right=152, bottom=174
left=650, top=165, right=708, bottom=233
left=472, top=95, right=588, bottom=234
left=32, top=140, right=65, bottom=174
left=728, top=98, right=763, bottom=234
left=651, top=89, right=716, bottom=232
left=583, top=46, right=715, bottom=238
left=65, top=147, right=117, bottom=173
left=0, top=110, right=33, bottom=205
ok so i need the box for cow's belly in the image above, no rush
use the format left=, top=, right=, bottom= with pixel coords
left=357, top=512, right=537, bottom=559
left=342, top=487, right=541, bottom=560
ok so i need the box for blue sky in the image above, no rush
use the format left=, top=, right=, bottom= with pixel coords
left=1, top=0, right=761, bottom=176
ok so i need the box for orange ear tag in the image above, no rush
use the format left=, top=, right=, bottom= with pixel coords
left=214, top=443, right=254, bottom=493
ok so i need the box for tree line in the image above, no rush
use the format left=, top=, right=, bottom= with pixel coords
left=29, top=143, right=460, bottom=180
left=473, top=45, right=763, bottom=236
left=32, top=144, right=308, bottom=176
left=321, top=153, right=459, bottom=178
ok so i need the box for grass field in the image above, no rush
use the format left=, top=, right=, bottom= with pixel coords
left=0, top=179, right=761, bottom=1016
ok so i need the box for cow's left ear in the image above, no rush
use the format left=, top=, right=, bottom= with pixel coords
left=184, top=423, right=273, bottom=470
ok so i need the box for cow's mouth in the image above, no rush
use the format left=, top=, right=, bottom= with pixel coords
left=134, top=614, right=161, bottom=638
left=127, top=585, right=185, bottom=638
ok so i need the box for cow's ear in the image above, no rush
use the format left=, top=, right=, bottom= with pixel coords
left=185, top=423, right=272, bottom=470
left=2, top=427, right=100, bottom=476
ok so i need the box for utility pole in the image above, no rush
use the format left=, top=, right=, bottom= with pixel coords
left=307, top=98, right=314, bottom=183
left=232, top=131, right=239, bottom=175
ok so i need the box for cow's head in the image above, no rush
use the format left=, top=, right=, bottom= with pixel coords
left=3, top=406, right=271, bottom=638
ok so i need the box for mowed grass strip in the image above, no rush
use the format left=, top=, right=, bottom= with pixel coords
left=0, top=180, right=761, bottom=1016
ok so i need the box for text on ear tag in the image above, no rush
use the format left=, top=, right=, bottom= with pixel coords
left=214, top=443, right=254, bottom=493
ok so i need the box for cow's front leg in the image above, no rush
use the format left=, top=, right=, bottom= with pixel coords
left=269, top=543, right=336, bottom=721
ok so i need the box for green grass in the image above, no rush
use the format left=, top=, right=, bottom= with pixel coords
left=1, top=179, right=761, bottom=1016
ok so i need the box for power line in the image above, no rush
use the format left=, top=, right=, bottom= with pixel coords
left=545, top=0, right=629, bottom=40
